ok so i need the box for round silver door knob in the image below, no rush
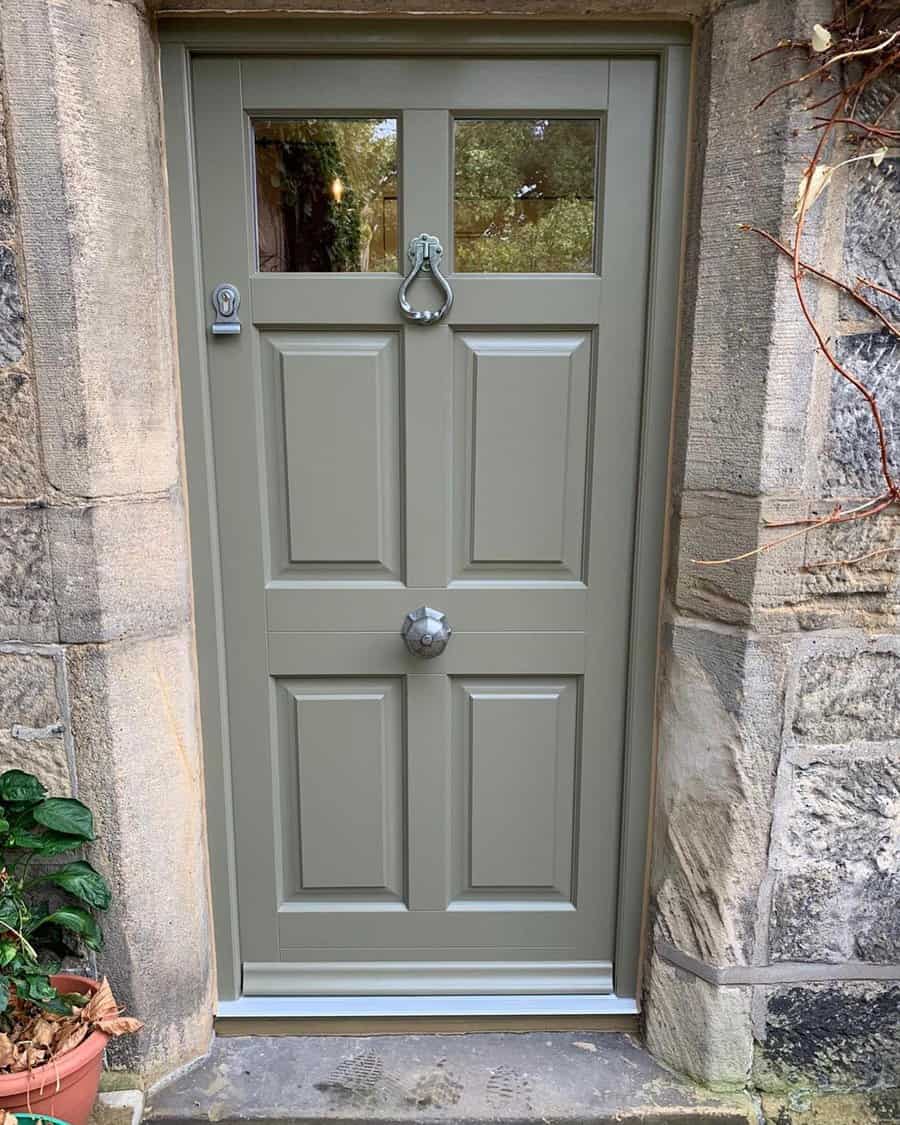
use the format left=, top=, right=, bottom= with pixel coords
left=401, top=606, right=452, bottom=659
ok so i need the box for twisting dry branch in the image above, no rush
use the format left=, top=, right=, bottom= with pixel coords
left=696, top=2, right=900, bottom=570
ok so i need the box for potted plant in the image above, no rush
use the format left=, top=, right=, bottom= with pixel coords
left=0, top=770, right=141, bottom=1125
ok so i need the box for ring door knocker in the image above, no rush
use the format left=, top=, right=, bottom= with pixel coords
left=398, top=234, right=454, bottom=325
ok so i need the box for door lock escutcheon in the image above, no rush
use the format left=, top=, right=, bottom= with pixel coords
left=211, top=283, right=241, bottom=335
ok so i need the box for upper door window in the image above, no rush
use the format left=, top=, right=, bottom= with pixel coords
left=254, top=118, right=399, bottom=272
left=454, top=118, right=600, bottom=273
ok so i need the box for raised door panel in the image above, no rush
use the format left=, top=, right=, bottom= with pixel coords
left=276, top=678, right=406, bottom=903
left=263, top=333, right=403, bottom=581
left=451, top=678, right=579, bottom=905
left=453, top=334, right=592, bottom=580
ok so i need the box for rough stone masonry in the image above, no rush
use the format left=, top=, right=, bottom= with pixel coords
left=0, top=0, right=897, bottom=1117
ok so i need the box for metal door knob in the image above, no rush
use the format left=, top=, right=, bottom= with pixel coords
left=401, top=606, right=452, bottom=658
left=398, top=234, right=453, bottom=325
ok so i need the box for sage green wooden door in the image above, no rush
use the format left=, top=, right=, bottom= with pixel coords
left=191, top=53, right=658, bottom=999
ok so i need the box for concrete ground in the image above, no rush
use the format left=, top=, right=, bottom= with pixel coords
left=144, top=1032, right=753, bottom=1124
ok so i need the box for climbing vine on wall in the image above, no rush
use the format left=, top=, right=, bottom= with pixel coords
left=698, top=0, right=900, bottom=569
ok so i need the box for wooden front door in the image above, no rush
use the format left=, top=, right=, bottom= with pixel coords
left=184, top=45, right=668, bottom=1003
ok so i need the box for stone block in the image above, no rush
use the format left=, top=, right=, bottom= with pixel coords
left=754, top=982, right=900, bottom=1092
left=2, top=0, right=180, bottom=498
left=66, top=630, right=213, bottom=1078
left=49, top=495, right=191, bottom=644
left=0, top=506, right=57, bottom=642
left=0, top=648, right=58, bottom=726
left=0, top=368, right=42, bottom=500
left=0, top=89, right=15, bottom=245
left=790, top=635, right=900, bottom=744
left=652, top=621, right=787, bottom=965
left=762, top=1089, right=900, bottom=1124
left=841, top=158, right=900, bottom=322
left=822, top=332, right=900, bottom=497
left=0, top=734, right=70, bottom=794
left=644, top=954, right=753, bottom=1088
left=0, top=243, right=25, bottom=365
left=769, top=754, right=899, bottom=963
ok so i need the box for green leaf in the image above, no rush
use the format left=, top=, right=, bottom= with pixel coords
left=33, top=798, right=94, bottom=841
left=0, top=816, right=10, bottom=835
left=0, top=771, right=46, bottom=806
left=40, top=861, right=111, bottom=910
left=0, top=942, right=17, bottom=968
left=0, top=977, right=9, bottom=1015
left=8, top=829, right=84, bottom=856
left=33, top=906, right=103, bottom=951
left=0, top=899, right=20, bottom=933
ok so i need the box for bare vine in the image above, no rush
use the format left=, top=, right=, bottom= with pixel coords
left=695, top=1, right=900, bottom=568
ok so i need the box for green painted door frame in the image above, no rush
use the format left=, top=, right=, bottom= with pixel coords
left=160, top=18, right=691, bottom=1017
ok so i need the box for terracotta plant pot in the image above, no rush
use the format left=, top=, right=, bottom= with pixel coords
left=0, top=974, right=109, bottom=1125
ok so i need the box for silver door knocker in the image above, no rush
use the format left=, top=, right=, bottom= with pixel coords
left=398, top=234, right=453, bottom=325
left=211, top=283, right=241, bottom=335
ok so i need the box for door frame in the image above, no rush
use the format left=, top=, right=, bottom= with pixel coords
left=159, top=17, right=691, bottom=1018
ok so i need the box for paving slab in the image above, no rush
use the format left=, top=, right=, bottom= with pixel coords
left=145, top=1032, right=753, bottom=1124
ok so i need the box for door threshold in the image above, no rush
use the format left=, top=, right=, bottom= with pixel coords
left=216, top=994, right=640, bottom=1035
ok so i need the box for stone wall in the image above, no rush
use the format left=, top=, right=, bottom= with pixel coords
left=0, top=0, right=897, bottom=1106
left=0, top=1, right=214, bottom=1081
left=646, top=0, right=900, bottom=1116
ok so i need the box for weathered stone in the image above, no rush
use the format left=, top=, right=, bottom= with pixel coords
left=0, top=80, right=15, bottom=245
left=644, top=955, right=753, bottom=1088
left=769, top=755, right=900, bottom=963
left=762, top=1089, right=900, bottom=1125
left=66, top=630, right=214, bottom=1078
left=0, top=648, right=58, bottom=726
left=841, top=159, right=900, bottom=322
left=676, top=0, right=826, bottom=498
left=754, top=982, right=900, bottom=1092
left=2, top=0, right=180, bottom=498
left=0, top=506, right=56, bottom=642
left=822, top=332, right=900, bottom=497
left=674, top=492, right=811, bottom=627
left=0, top=368, right=42, bottom=500
left=792, top=640, right=900, bottom=744
left=798, top=506, right=900, bottom=618
left=0, top=243, right=24, bottom=365
left=49, top=495, right=191, bottom=644
left=652, top=622, right=786, bottom=965
left=0, top=733, right=70, bottom=793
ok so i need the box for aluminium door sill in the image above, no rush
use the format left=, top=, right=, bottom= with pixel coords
left=217, top=994, right=639, bottom=1019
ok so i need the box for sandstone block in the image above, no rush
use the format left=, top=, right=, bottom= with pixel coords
left=66, top=630, right=213, bottom=1077
left=49, top=495, right=191, bottom=644
left=0, top=368, right=42, bottom=501
left=652, top=621, right=787, bottom=965
left=0, top=506, right=56, bottom=642
left=0, top=244, right=25, bottom=366
left=790, top=636, right=900, bottom=744
left=644, top=954, right=753, bottom=1087
left=769, top=754, right=899, bottom=963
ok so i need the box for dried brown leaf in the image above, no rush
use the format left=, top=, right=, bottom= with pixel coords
left=96, top=1016, right=143, bottom=1037
left=0, top=1034, right=14, bottom=1069
left=82, top=978, right=116, bottom=1024
left=53, top=1021, right=90, bottom=1057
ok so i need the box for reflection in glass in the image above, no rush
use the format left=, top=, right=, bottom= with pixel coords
left=255, top=119, right=398, bottom=272
left=454, top=119, right=598, bottom=273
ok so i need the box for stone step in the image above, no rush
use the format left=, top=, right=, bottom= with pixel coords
left=145, top=1031, right=752, bottom=1124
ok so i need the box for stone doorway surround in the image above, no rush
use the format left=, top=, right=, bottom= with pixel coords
left=0, top=0, right=897, bottom=1106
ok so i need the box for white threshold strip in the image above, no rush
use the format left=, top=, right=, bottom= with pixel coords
left=217, top=994, right=640, bottom=1019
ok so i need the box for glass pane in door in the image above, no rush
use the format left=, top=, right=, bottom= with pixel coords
left=254, top=118, right=398, bottom=272
left=454, top=118, right=599, bottom=273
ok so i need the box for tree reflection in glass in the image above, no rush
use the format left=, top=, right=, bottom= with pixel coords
left=454, top=119, right=599, bottom=273
left=255, top=119, right=398, bottom=273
